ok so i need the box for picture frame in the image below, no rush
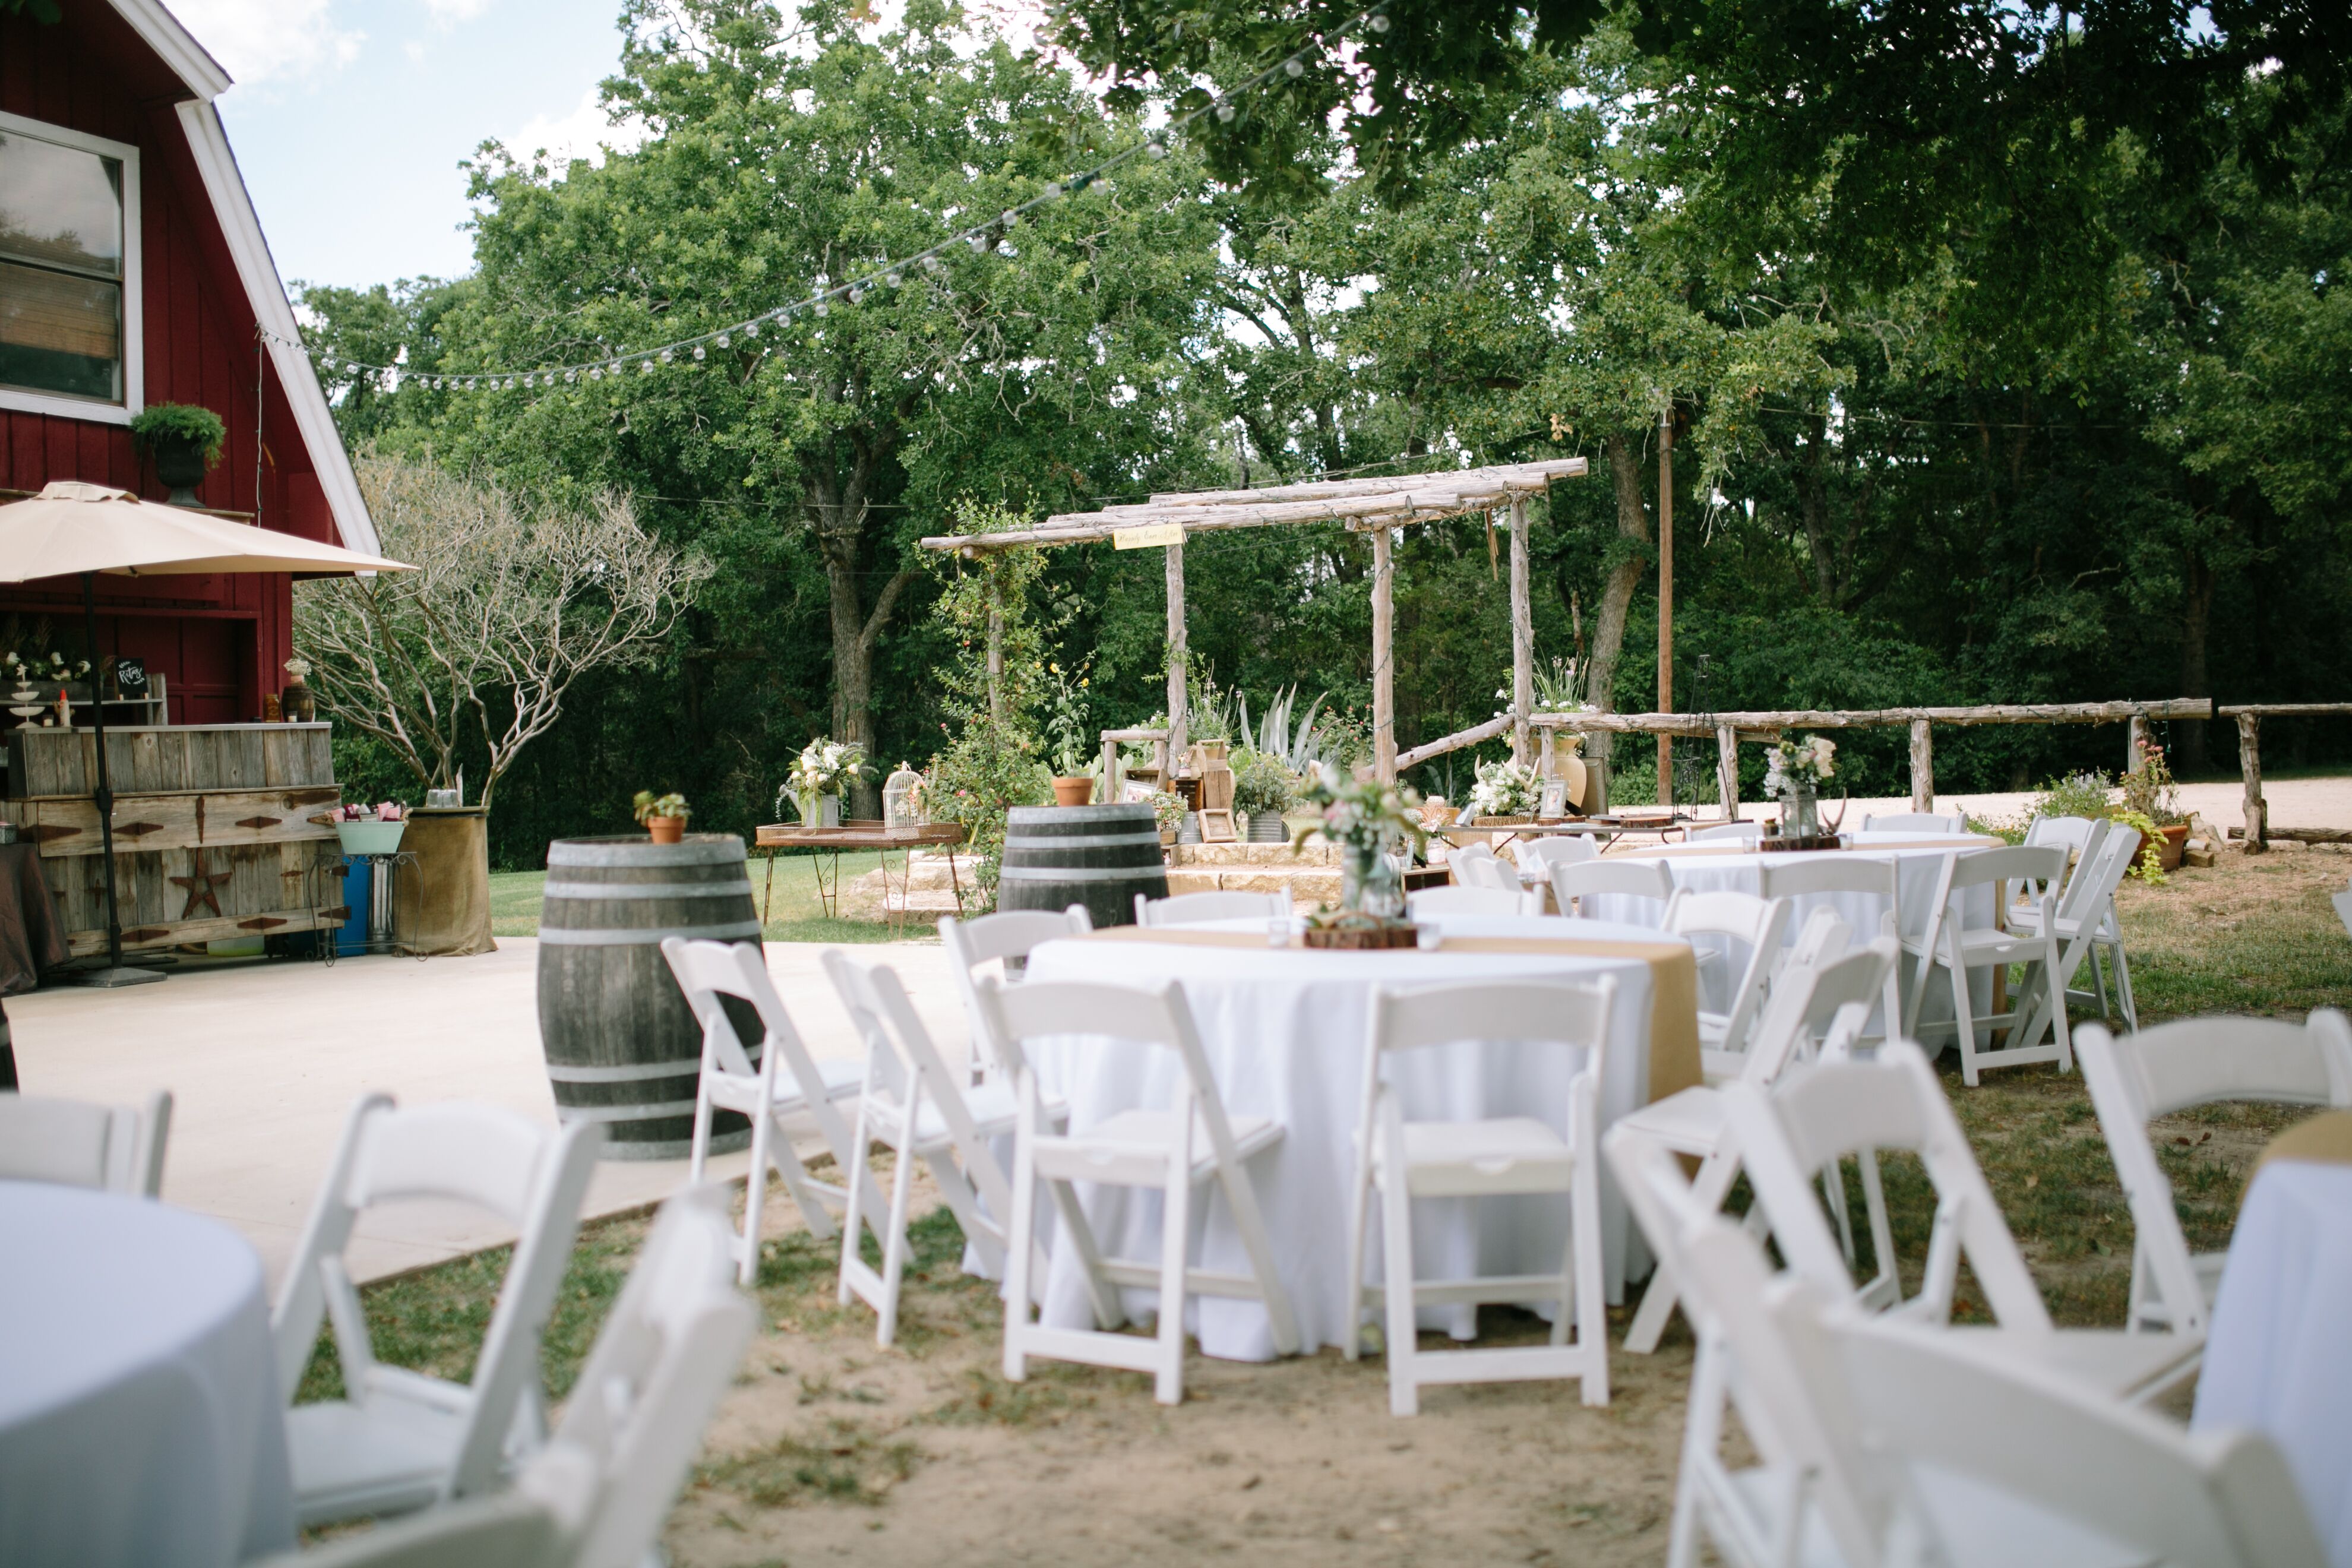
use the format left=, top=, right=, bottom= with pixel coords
left=1197, top=807, right=1238, bottom=844
left=1537, top=776, right=1571, bottom=819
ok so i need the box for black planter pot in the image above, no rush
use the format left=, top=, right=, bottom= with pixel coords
left=152, top=435, right=208, bottom=505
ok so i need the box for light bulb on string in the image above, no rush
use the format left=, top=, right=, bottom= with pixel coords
left=715, top=333, right=730, bottom=349
left=691, top=344, right=706, bottom=360
left=1216, top=99, right=1236, bottom=122
left=1145, top=140, right=1166, bottom=159
left=1285, top=56, right=1304, bottom=76
left=1370, top=11, right=1388, bottom=29
left=659, top=349, right=674, bottom=363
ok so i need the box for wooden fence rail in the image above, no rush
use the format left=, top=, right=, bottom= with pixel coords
left=2214, top=703, right=2352, bottom=852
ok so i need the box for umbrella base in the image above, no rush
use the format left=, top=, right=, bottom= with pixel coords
left=68, top=964, right=167, bottom=988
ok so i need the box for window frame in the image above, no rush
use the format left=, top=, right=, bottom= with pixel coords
left=0, top=109, right=143, bottom=425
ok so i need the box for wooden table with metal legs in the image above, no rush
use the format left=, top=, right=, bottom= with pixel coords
left=751, top=821, right=970, bottom=932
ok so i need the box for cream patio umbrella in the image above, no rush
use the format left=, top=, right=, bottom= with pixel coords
left=0, top=481, right=414, bottom=986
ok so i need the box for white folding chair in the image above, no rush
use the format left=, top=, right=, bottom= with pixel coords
left=1552, top=857, right=1676, bottom=919
left=1724, top=1042, right=2204, bottom=1401
left=2335, top=878, right=2352, bottom=939
left=1861, top=810, right=1967, bottom=833
left=1756, top=854, right=1909, bottom=1041
left=821, top=950, right=1074, bottom=1345
left=261, top=1184, right=761, bottom=1568
left=1406, top=883, right=1543, bottom=918
left=2014, top=815, right=2133, bottom=1029
left=976, top=975, right=1300, bottom=1405
left=1135, top=890, right=1288, bottom=926
left=0, top=1088, right=171, bottom=1196
left=1688, top=821, right=1761, bottom=845
left=1661, top=889, right=1792, bottom=1075
left=1514, top=834, right=1598, bottom=875
left=662, top=937, right=879, bottom=1276
left=1450, top=842, right=1523, bottom=891
left=1620, top=937, right=1895, bottom=1354
left=940, top=906, right=1092, bottom=1083
left=1345, top=978, right=1616, bottom=1415
left=1897, top=842, right=2077, bottom=1083
left=2076, top=1012, right=2352, bottom=1338
left=270, top=1096, right=603, bottom=1528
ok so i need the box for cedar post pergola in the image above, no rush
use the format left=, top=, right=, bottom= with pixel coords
left=918, top=460, right=1589, bottom=782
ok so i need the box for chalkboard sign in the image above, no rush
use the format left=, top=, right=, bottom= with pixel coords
left=112, top=656, right=147, bottom=696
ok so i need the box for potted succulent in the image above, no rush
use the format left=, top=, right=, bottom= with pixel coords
left=633, top=789, right=691, bottom=845
left=332, top=800, right=407, bottom=855
left=129, top=403, right=228, bottom=507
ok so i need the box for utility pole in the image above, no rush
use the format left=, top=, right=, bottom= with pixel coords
left=1656, top=406, right=1674, bottom=807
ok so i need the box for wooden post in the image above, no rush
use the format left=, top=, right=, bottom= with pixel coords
left=2126, top=711, right=2149, bottom=774
left=1656, top=409, right=1674, bottom=806
left=1509, top=498, right=1534, bottom=766
left=985, top=597, right=1004, bottom=728
left=1372, top=524, right=1396, bottom=782
left=1715, top=724, right=1739, bottom=822
left=1165, top=535, right=1188, bottom=763
left=1909, top=719, right=1934, bottom=814
left=2238, top=712, right=2267, bottom=852
left=1101, top=734, right=1121, bottom=800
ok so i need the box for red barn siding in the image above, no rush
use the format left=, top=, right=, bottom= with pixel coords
left=0, top=6, right=330, bottom=722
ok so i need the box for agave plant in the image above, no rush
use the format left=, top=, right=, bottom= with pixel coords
left=1239, top=684, right=1333, bottom=774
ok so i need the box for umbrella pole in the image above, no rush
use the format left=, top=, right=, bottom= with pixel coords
left=72, top=571, right=161, bottom=987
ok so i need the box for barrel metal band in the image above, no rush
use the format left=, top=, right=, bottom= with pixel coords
left=1001, top=832, right=1163, bottom=851
left=538, top=921, right=764, bottom=946
left=543, top=1054, right=756, bottom=1085
left=540, top=880, right=755, bottom=902
left=997, top=864, right=1171, bottom=883
left=554, top=1098, right=701, bottom=1124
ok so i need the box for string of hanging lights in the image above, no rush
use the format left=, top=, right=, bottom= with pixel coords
left=282, top=2, right=1395, bottom=394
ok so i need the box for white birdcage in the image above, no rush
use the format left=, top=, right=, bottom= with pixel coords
left=883, top=761, right=925, bottom=830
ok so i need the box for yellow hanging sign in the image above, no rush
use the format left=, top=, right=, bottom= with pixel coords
left=1112, top=522, right=1186, bottom=550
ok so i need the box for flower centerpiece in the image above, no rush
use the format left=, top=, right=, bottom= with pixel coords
left=1292, top=761, right=1426, bottom=920
left=282, top=655, right=315, bottom=722
left=1764, top=735, right=1838, bottom=839
left=1468, top=756, right=1542, bottom=822
left=331, top=799, right=407, bottom=855
left=1147, top=788, right=1187, bottom=844
left=783, top=737, right=868, bottom=828
left=633, top=789, right=691, bottom=845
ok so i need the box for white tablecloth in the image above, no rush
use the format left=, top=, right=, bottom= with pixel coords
left=1016, top=915, right=1685, bottom=1360
left=2193, top=1160, right=2352, bottom=1564
left=0, top=1181, right=294, bottom=1568
left=1581, top=833, right=1997, bottom=1037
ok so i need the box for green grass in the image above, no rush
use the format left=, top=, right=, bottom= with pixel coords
left=491, top=852, right=924, bottom=944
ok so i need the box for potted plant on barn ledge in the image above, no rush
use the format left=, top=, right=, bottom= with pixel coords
left=129, top=404, right=227, bottom=507
left=634, top=790, right=691, bottom=845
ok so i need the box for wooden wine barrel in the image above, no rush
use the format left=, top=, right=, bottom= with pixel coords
left=996, top=803, right=1167, bottom=928
left=537, top=834, right=763, bottom=1160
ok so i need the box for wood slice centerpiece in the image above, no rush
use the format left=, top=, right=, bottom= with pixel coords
left=1759, top=834, right=1845, bottom=853
left=1301, top=913, right=1421, bottom=950
left=537, top=833, right=762, bottom=1160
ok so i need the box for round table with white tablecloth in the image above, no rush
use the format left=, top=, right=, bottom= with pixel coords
left=0, top=1181, right=294, bottom=1568
left=1579, top=832, right=2003, bottom=1038
left=1011, top=914, right=1700, bottom=1360
left=2193, top=1156, right=2352, bottom=1567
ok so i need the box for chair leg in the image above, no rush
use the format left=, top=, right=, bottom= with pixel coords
left=1856, top=1149, right=1898, bottom=1311
left=1948, top=929, right=1980, bottom=1087
left=1343, top=1136, right=1375, bottom=1361
left=689, top=1079, right=714, bottom=1184
left=1003, top=1089, right=1038, bottom=1383
left=1571, top=1124, right=1609, bottom=1406
left=925, top=1149, right=1003, bottom=1276
left=875, top=1136, right=918, bottom=1347
left=1042, top=1178, right=1127, bottom=1331
left=1626, top=1146, right=1741, bottom=1354
left=1154, top=1145, right=1194, bottom=1406
left=1822, top=1161, right=1858, bottom=1268
left=1380, top=1172, right=1420, bottom=1417
left=1216, top=1154, right=1302, bottom=1357
left=763, top=1116, right=837, bottom=1244
left=2089, top=941, right=2114, bottom=1022
left=835, top=1102, right=872, bottom=1305
left=2046, top=931, right=2075, bottom=1073
left=1668, top=1342, right=1729, bottom=1568
left=2108, top=935, right=2139, bottom=1031
left=739, top=1104, right=774, bottom=1287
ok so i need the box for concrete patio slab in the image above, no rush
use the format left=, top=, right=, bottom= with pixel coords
left=7, top=937, right=967, bottom=1288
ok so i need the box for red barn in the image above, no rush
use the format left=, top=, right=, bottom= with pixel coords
left=0, top=0, right=375, bottom=719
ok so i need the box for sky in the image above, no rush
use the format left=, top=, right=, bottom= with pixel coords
left=176, top=0, right=636, bottom=292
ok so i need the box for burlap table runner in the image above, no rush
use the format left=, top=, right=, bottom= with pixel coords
left=2244, top=1110, right=2352, bottom=1210
left=1623, top=834, right=2004, bottom=860
left=1079, top=924, right=1700, bottom=1102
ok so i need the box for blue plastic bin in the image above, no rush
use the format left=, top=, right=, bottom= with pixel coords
left=336, top=858, right=372, bottom=956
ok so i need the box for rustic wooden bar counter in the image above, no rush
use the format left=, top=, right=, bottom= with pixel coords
left=2, top=723, right=344, bottom=958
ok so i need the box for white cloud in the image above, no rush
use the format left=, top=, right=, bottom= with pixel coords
left=501, top=86, right=643, bottom=166
left=169, top=0, right=362, bottom=85
left=422, top=0, right=493, bottom=22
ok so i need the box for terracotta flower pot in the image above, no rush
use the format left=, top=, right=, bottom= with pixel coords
left=646, top=816, right=687, bottom=845
left=1051, top=776, right=1095, bottom=807
left=2158, top=822, right=2190, bottom=871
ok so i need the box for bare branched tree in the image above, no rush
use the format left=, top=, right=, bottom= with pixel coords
left=296, top=453, right=711, bottom=809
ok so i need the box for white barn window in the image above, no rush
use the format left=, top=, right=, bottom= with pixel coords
left=0, top=111, right=142, bottom=423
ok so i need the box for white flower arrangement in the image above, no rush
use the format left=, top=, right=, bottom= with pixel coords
left=1763, top=735, right=1837, bottom=794
left=1468, top=756, right=1542, bottom=817
left=284, top=656, right=312, bottom=681
left=786, top=736, right=868, bottom=796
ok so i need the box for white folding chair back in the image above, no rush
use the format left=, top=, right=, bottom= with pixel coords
left=976, top=975, right=1299, bottom=1404
left=1347, top=978, right=1616, bottom=1415
left=0, top=1089, right=170, bottom=1196
left=2018, top=816, right=2133, bottom=1027
left=662, top=935, right=878, bottom=1275
left=1552, top=857, right=1676, bottom=916
left=1755, top=854, right=1908, bottom=1039
left=1407, top=883, right=1543, bottom=918
left=1135, top=890, right=1288, bottom=926
left=1897, top=843, right=2076, bottom=1083
left=2076, top=1011, right=2352, bottom=1336
left=1452, top=844, right=1523, bottom=891
left=1727, top=1043, right=2202, bottom=1401
left=2336, top=878, right=2352, bottom=939
left=1861, top=810, right=1967, bottom=833
left=270, top=1095, right=603, bottom=1528
left=1688, top=821, right=1761, bottom=845
left=823, top=950, right=1070, bottom=1344
left=939, top=906, right=1092, bottom=1080
left=1661, top=890, right=1791, bottom=1075
left=1515, top=834, right=1598, bottom=875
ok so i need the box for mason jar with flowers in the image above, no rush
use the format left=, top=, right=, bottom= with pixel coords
left=782, top=737, right=868, bottom=828
left=1291, top=761, right=1427, bottom=919
left=1764, top=735, right=1837, bottom=840
left=1468, top=755, right=1542, bottom=824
